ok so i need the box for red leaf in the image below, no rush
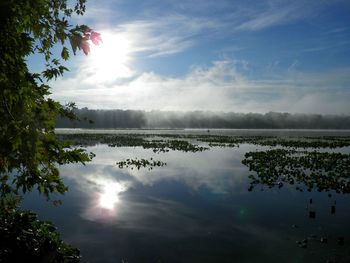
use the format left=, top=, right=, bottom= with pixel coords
left=90, top=31, right=102, bottom=46
left=80, top=40, right=90, bottom=55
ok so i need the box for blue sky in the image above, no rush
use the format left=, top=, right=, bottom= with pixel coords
left=35, top=0, right=350, bottom=114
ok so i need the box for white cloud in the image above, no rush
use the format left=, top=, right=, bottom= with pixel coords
left=52, top=59, right=350, bottom=114
left=64, top=14, right=221, bottom=85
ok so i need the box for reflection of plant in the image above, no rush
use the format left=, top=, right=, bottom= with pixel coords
left=242, top=149, right=350, bottom=193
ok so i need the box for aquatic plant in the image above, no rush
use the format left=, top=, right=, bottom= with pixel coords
left=59, top=134, right=209, bottom=153
left=198, top=135, right=350, bottom=148
left=242, top=149, right=350, bottom=193
left=117, top=158, right=166, bottom=170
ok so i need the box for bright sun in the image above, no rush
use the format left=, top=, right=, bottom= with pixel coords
left=87, top=31, right=133, bottom=82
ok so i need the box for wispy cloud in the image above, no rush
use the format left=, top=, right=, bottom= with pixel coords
left=301, top=40, right=350, bottom=53
left=233, top=1, right=329, bottom=31
left=118, top=15, right=219, bottom=57
left=235, top=6, right=297, bottom=31
left=71, top=0, right=344, bottom=59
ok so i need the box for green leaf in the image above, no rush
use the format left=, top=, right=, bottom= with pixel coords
left=61, top=47, right=69, bottom=60
left=69, top=34, right=81, bottom=55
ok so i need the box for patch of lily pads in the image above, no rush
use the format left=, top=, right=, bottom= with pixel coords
left=58, top=134, right=208, bottom=153
left=197, top=135, right=350, bottom=148
left=116, top=158, right=166, bottom=171
left=57, top=133, right=350, bottom=177
left=242, top=149, right=350, bottom=193
left=58, top=133, right=350, bottom=149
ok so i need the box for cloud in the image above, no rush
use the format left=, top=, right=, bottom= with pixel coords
left=59, top=144, right=249, bottom=223
left=233, top=1, right=333, bottom=31
left=49, top=0, right=350, bottom=115
left=52, top=59, right=350, bottom=114
left=65, top=14, right=221, bottom=84
left=117, top=15, right=219, bottom=57
left=68, top=0, right=345, bottom=62
left=235, top=5, right=298, bottom=31
left=74, top=3, right=221, bottom=58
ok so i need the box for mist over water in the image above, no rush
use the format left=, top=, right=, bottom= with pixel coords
left=56, top=109, right=350, bottom=129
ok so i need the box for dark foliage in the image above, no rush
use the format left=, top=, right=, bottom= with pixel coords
left=0, top=0, right=100, bottom=261
left=0, top=207, right=80, bottom=263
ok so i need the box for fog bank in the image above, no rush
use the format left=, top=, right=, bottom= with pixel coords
left=56, top=108, right=350, bottom=129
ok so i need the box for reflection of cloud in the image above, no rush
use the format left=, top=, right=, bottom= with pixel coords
left=59, top=144, right=253, bottom=222
left=125, top=147, right=250, bottom=194
left=81, top=178, right=130, bottom=222
left=62, top=144, right=251, bottom=194
left=51, top=143, right=350, bottom=262
left=98, top=182, right=124, bottom=209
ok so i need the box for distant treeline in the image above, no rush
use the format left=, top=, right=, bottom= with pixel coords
left=56, top=108, right=350, bottom=129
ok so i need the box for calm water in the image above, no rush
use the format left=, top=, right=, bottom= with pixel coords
left=23, top=130, right=350, bottom=263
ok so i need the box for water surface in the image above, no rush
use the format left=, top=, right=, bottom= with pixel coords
left=23, top=130, right=350, bottom=262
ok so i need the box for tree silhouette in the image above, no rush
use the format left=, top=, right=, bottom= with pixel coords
left=0, top=0, right=100, bottom=199
left=0, top=1, right=100, bottom=261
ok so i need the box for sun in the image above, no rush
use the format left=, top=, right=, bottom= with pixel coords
left=87, top=31, right=133, bottom=82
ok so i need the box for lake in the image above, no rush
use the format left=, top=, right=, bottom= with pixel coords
left=22, top=129, right=350, bottom=263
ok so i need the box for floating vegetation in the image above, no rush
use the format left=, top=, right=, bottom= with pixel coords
left=117, top=158, right=166, bottom=170
left=58, top=133, right=350, bottom=183
left=58, top=133, right=350, bottom=149
left=242, top=149, right=350, bottom=193
left=144, top=139, right=208, bottom=153
left=57, top=133, right=148, bottom=147
left=198, top=135, right=350, bottom=148
left=58, top=134, right=208, bottom=153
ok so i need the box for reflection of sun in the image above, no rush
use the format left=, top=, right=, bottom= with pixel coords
left=88, top=31, right=133, bottom=82
left=99, top=182, right=125, bottom=210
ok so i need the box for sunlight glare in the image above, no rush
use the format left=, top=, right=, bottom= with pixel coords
left=88, top=31, right=133, bottom=82
left=99, top=182, right=125, bottom=210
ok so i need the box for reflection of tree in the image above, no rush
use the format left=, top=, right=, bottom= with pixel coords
left=242, top=149, right=350, bottom=193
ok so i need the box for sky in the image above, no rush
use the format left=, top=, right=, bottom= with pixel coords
left=30, top=0, right=350, bottom=114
